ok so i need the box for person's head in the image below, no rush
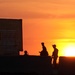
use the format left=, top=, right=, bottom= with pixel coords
left=52, top=44, right=56, bottom=48
left=24, top=50, right=28, bottom=54
left=41, top=42, right=44, bottom=46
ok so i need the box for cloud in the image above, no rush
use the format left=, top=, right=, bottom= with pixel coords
left=24, top=12, right=75, bottom=19
left=24, top=11, right=56, bottom=19
left=59, top=14, right=75, bottom=19
left=0, top=0, right=25, bottom=3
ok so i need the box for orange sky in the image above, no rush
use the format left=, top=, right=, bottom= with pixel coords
left=0, top=0, right=75, bottom=56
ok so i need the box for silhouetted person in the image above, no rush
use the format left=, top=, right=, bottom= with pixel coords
left=24, top=50, right=29, bottom=56
left=39, top=42, right=48, bottom=56
left=52, top=44, right=58, bottom=68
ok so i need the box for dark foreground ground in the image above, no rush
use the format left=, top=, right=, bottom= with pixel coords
left=0, top=56, right=75, bottom=75
left=0, top=72, right=59, bottom=75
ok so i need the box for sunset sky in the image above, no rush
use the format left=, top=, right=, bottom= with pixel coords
left=0, top=0, right=75, bottom=56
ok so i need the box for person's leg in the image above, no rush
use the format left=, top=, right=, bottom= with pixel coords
left=53, top=57, right=57, bottom=68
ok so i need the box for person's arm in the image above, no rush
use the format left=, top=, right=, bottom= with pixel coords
left=52, top=52, right=54, bottom=58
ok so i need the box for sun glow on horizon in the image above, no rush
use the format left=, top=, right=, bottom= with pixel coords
left=64, top=44, right=75, bottom=57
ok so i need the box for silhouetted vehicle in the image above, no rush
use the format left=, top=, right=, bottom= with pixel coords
left=52, top=44, right=58, bottom=68
left=24, top=50, right=29, bottom=56
left=39, top=42, right=49, bottom=56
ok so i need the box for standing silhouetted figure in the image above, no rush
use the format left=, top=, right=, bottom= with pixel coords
left=39, top=42, right=49, bottom=56
left=52, top=44, right=58, bottom=68
left=24, top=50, right=29, bottom=56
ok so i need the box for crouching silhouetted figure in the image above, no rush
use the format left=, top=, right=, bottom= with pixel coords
left=24, top=50, right=29, bottom=56
left=39, top=42, right=49, bottom=56
left=52, top=44, right=58, bottom=68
